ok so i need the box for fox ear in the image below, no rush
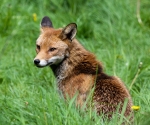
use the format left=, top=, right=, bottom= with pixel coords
left=60, top=23, right=77, bottom=41
left=41, top=16, right=53, bottom=28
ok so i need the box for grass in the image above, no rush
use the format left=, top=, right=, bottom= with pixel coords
left=0, top=0, right=150, bottom=124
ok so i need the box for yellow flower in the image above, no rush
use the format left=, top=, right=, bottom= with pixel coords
left=131, top=106, right=140, bottom=110
left=32, top=13, right=37, bottom=22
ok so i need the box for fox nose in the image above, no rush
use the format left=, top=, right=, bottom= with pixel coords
left=34, top=59, right=40, bottom=65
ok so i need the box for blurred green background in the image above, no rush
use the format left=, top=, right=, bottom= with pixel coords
left=0, top=0, right=150, bottom=124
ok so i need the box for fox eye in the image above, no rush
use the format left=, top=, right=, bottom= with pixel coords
left=49, top=47, right=57, bottom=52
left=36, top=45, right=40, bottom=50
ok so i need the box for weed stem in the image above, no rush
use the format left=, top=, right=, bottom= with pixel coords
left=136, top=0, right=143, bottom=25
left=129, top=62, right=142, bottom=90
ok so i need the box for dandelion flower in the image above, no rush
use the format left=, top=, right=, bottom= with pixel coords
left=33, top=13, right=37, bottom=22
left=131, top=106, right=140, bottom=110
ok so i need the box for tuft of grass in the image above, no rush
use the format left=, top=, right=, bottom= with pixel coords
left=0, top=0, right=150, bottom=124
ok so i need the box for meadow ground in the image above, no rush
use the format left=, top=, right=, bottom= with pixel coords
left=0, top=0, right=150, bottom=125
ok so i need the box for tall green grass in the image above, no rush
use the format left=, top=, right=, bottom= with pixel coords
left=0, top=0, right=150, bottom=124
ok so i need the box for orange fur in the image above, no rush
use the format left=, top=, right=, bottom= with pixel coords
left=34, top=16, right=133, bottom=121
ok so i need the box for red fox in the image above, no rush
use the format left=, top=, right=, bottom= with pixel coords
left=34, top=16, right=133, bottom=120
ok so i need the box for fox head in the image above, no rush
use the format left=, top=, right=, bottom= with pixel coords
left=34, top=16, right=77, bottom=67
